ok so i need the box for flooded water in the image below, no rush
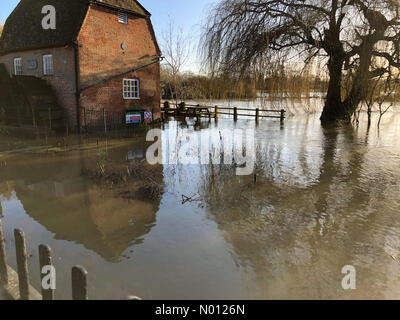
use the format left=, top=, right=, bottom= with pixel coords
left=1, top=108, right=400, bottom=299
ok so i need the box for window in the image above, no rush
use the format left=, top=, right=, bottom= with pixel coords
left=118, top=12, right=128, bottom=24
left=14, top=58, right=22, bottom=75
left=43, top=54, right=54, bottom=75
left=123, top=79, right=140, bottom=99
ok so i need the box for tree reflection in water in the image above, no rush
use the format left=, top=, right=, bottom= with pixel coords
left=198, top=115, right=400, bottom=299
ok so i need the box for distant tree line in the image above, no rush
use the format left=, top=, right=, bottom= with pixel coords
left=161, top=66, right=328, bottom=101
left=256, top=74, right=329, bottom=98
left=161, top=68, right=256, bottom=100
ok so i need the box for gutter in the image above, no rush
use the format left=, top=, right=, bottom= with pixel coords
left=0, top=44, right=70, bottom=56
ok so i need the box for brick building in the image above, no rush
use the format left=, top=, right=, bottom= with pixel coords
left=0, top=0, right=161, bottom=131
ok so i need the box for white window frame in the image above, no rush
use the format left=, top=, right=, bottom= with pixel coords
left=118, top=12, right=128, bottom=24
left=14, top=58, right=22, bottom=76
left=43, top=54, right=54, bottom=75
left=123, top=79, right=140, bottom=100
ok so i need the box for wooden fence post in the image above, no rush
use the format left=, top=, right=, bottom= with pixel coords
left=214, top=106, right=218, bottom=119
left=72, top=265, right=88, bottom=300
left=65, top=120, right=69, bottom=138
left=234, top=107, right=238, bottom=121
left=14, top=229, right=30, bottom=300
left=0, top=219, right=8, bottom=286
left=255, top=108, right=259, bottom=122
left=103, top=109, right=107, bottom=136
left=280, top=109, right=285, bottom=123
left=48, top=108, right=52, bottom=131
left=83, top=107, right=87, bottom=132
left=17, top=105, right=22, bottom=127
left=31, top=105, right=36, bottom=128
left=39, top=244, right=54, bottom=300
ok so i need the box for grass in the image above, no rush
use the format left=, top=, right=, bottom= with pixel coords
left=81, top=158, right=164, bottom=202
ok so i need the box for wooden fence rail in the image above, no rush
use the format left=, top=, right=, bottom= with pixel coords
left=0, top=220, right=89, bottom=300
left=161, top=101, right=286, bottom=123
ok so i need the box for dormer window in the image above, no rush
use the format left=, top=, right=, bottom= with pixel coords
left=118, top=12, right=128, bottom=24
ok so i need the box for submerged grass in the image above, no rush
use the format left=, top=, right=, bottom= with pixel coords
left=81, top=158, right=164, bottom=202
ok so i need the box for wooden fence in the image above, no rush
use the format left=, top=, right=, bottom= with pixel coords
left=161, top=102, right=286, bottom=123
left=0, top=219, right=88, bottom=300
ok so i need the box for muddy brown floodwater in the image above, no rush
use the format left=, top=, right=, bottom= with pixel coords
left=0, top=112, right=400, bottom=299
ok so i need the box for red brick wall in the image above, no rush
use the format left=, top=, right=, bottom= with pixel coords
left=80, top=63, right=161, bottom=123
left=0, top=47, right=78, bottom=128
left=77, top=4, right=161, bottom=126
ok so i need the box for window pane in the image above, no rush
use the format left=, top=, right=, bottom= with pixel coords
left=123, top=79, right=139, bottom=99
left=14, top=58, right=22, bottom=75
left=43, top=55, right=53, bottom=75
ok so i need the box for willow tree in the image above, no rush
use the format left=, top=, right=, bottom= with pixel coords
left=202, top=0, right=400, bottom=123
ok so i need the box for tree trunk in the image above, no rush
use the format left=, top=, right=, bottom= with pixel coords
left=320, top=56, right=348, bottom=124
left=342, top=59, right=372, bottom=119
left=367, top=108, right=372, bottom=127
left=341, top=40, right=376, bottom=122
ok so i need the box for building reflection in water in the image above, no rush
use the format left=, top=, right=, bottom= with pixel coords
left=0, top=141, right=162, bottom=262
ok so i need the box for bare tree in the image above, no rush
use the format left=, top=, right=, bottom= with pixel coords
left=363, top=74, right=383, bottom=126
left=202, top=0, right=400, bottom=124
left=161, top=17, right=191, bottom=106
left=376, top=75, right=399, bottom=127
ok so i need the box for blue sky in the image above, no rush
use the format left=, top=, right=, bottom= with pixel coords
left=0, top=0, right=215, bottom=72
